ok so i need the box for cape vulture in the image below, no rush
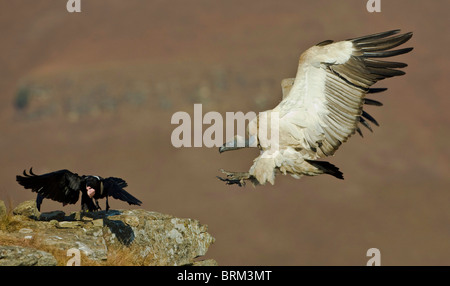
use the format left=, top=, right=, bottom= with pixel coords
left=218, top=30, right=413, bottom=186
left=16, top=168, right=142, bottom=211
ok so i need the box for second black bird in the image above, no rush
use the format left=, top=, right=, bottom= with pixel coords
left=16, top=168, right=142, bottom=211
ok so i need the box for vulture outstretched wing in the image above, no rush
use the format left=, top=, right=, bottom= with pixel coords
left=16, top=168, right=82, bottom=205
left=218, top=30, right=413, bottom=186
left=277, top=30, right=413, bottom=158
left=103, top=177, right=142, bottom=206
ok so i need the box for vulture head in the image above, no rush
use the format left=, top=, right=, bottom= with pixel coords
left=219, top=134, right=257, bottom=153
left=219, top=111, right=279, bottom=154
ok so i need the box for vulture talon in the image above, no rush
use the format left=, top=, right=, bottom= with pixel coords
left=217, top=169, right=252, bottom=187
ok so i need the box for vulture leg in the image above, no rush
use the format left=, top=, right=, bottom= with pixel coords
left=217, top=169, right=257, bottom=187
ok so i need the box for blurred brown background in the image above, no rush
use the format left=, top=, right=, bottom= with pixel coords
left=0, top=0, right=449, bottom=265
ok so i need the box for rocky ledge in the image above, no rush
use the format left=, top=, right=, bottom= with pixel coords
left=0, top=200, right=216, bottom=266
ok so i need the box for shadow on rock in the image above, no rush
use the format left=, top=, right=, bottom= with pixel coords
left=103, top=218, right=135, bottom=246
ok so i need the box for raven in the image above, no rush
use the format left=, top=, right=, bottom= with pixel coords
left=16, top=168, right=142, bottom=211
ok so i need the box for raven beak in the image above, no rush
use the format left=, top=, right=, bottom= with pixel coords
left=86, top=186, right=96, bottom=198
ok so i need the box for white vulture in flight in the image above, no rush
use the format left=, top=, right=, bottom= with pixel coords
left=218, top=30, right=413, bottom=186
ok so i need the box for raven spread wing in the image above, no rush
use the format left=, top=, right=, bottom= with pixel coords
left=16, top=168, right=82, bottom=205
left=102, top=177, right=142, bottom=206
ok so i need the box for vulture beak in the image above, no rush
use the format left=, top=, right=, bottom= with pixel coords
left=86, top=186, right=96, bottom=198
left=219, top=135, right=257, bottom=153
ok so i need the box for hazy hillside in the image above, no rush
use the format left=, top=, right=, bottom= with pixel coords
left=0, top=0, right=449, bottom=265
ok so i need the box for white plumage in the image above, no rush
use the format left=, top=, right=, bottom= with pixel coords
left=219, top=30, right=413, bottom=186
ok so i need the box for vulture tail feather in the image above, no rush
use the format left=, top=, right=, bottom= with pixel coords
left=367, top=88, right=388, bottom=94
left=305, top=160, right=344, bottom=180
left=364, top=98, right=383, bottom=106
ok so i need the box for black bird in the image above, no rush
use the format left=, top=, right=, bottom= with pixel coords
left=16, top=168, right=142, bottom=212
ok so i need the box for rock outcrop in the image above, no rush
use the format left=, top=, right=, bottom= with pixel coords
left=0, top=200, right=216, bottom=266
left=0, top=245, right=57, bottom=266
left=0, top=200, right=6, bottom=219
